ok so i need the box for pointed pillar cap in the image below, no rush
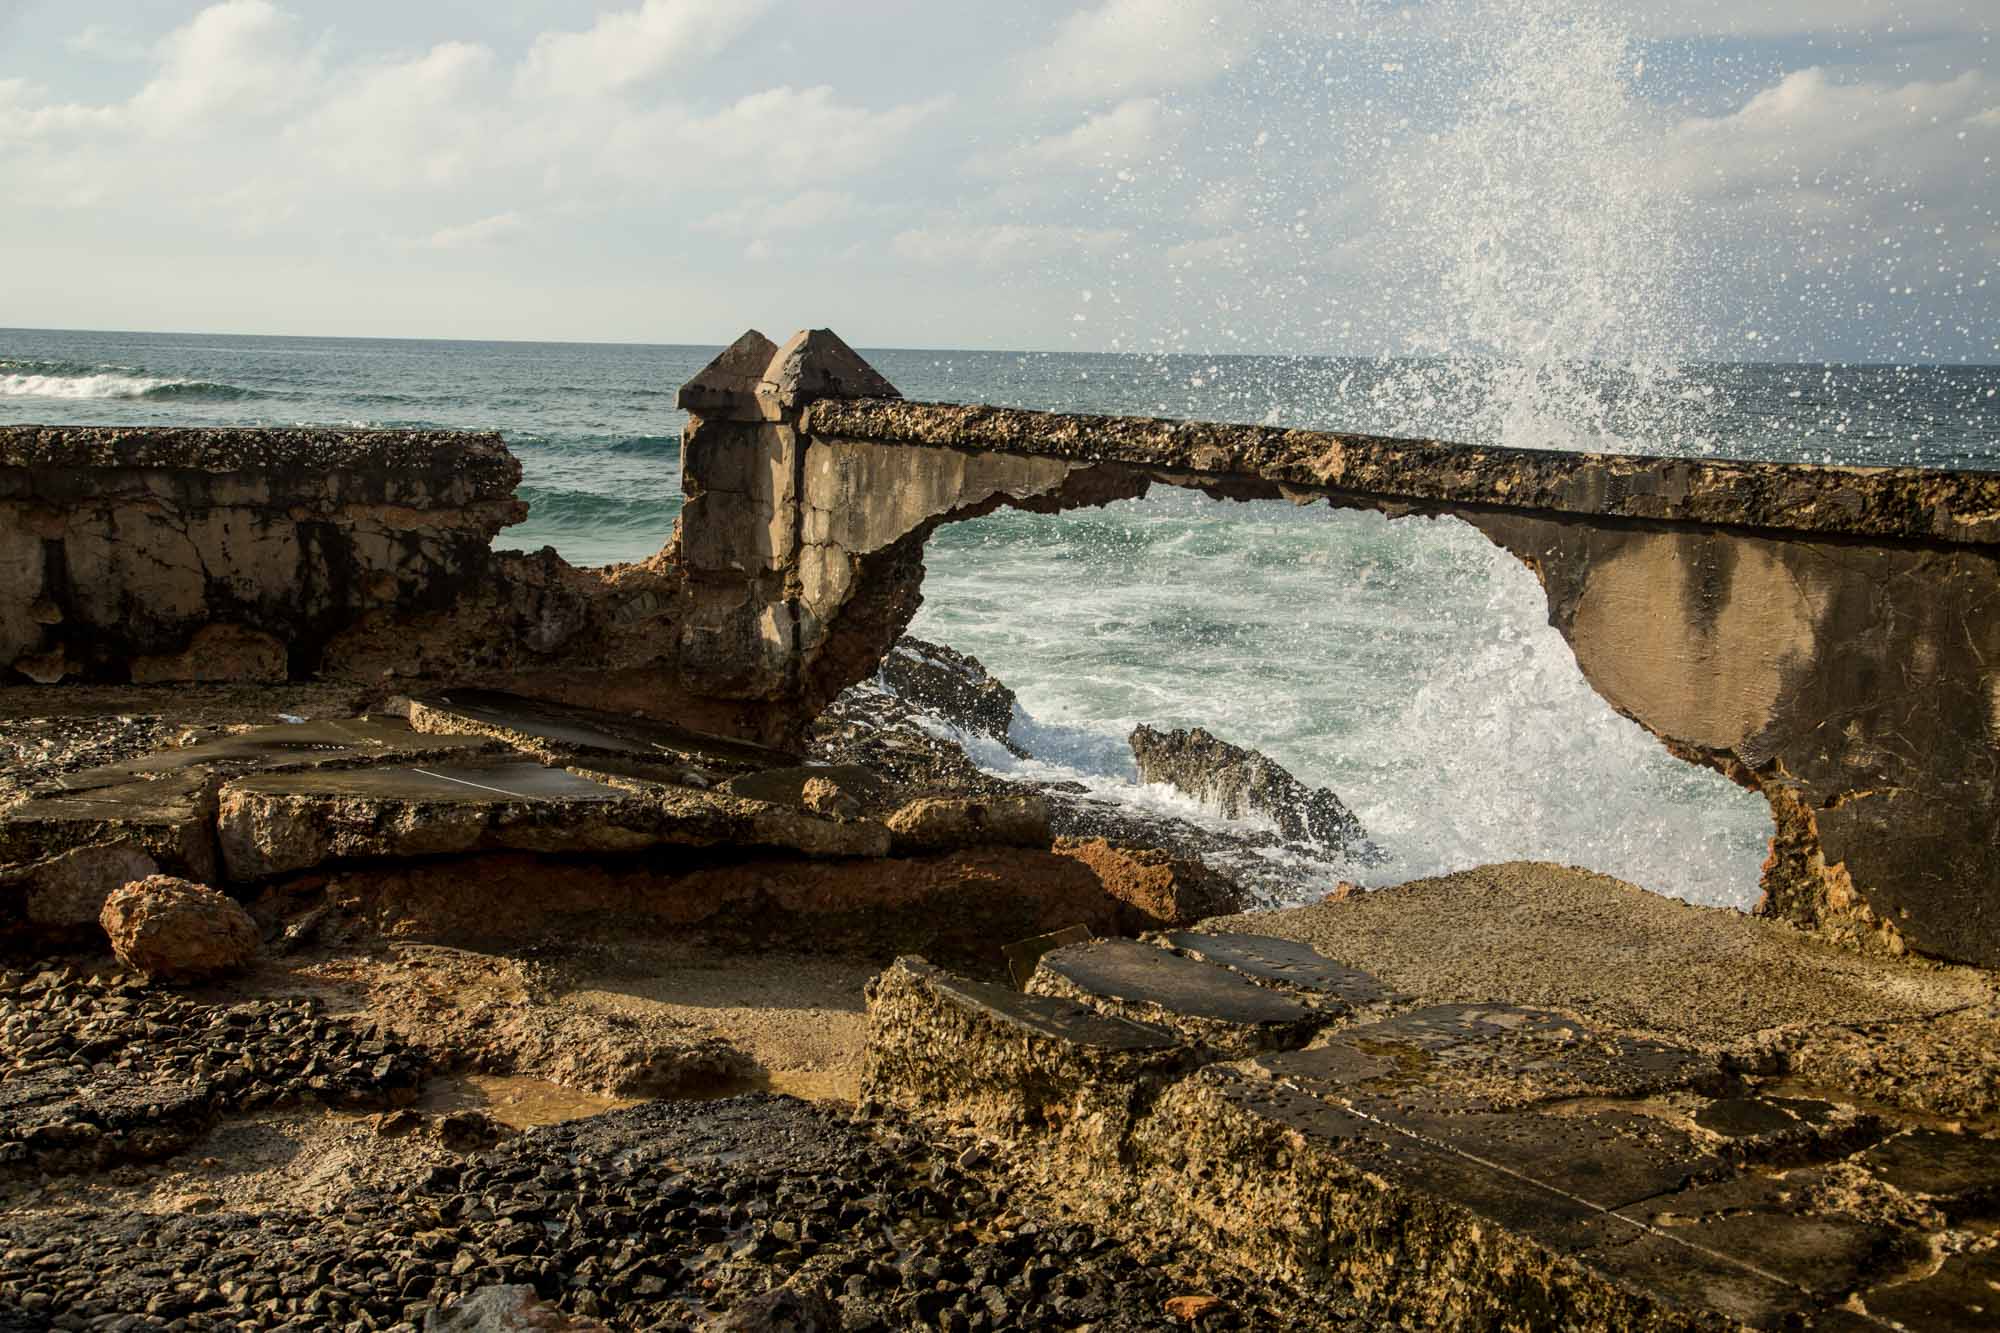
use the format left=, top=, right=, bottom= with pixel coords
left=678, top=329, right=780, bottom=415
left=762, top=329, right=901, bottom=411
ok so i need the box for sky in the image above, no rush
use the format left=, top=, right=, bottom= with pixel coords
left=0, top=0, right=1993, bottom=361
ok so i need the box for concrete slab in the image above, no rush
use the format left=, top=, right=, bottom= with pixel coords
left=406, top=689, right=792, bottom=783
left=1028, top=938, right=1325, bottom=1054
left=42, top=718, right=494, bottom=795
left=215, top=757, right=888, bottom=880
left=1202, top=864, right=1997, bottom=1049
left=1160, top=929, right=1399, bottom=1009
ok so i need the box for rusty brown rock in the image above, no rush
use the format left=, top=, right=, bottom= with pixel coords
left=1053, top=837, right=1244, bottom=928
left=100, top=873, right=260, bottom=980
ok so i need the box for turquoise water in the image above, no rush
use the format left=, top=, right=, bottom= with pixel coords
left=5, top=327, right=1997, bottom=908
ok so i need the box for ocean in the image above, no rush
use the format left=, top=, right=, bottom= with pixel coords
left=5, top=326, right=1998, bottom=910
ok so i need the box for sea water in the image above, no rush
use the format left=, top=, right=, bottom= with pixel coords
left=4, top=328, right=1997, bottom=909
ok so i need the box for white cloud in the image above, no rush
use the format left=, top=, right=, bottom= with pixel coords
left=1663, top=66, right=1998, bottom=214
left=425, top=212, right=525, bottom=250
left=300, top=41, right=500, bottom=189
left=1021, top=0, right=1255, bottom=103
left=980, top=97, right=1176, bottom=175
left=606, top=86, right=942, bottom=188
left=692, top=190, right=861, bottom=235
left=66, top=23, right=148, bottom=61
left=517, top=0, right=771, bottom=100
left=128, top=0, right=319, bottom=135
left=892, top=223, right=1127, bottom=268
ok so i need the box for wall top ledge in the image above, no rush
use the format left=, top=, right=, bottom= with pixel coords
left=803, top=397, right=2000, bottom=548
left=0, top=425, right=519, bottom=496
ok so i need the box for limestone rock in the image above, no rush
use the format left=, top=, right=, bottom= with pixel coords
left=884, top=794, right=1050, bottom=854
left=99, top=875, right=260, bottom=980
left=425, top=1286, right=607, bottom=1331
left=880, top=637, right=1019, bottom=744
left=1129, top=724, right=1372, bottom=854
left=1053, top=837, right=1243, bottom=928
left=800, top=776, right=860, bottom=821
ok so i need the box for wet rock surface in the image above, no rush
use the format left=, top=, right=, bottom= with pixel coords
left=0, top=1094, right=1334, bottom=1330
left=1128, top=725, right=1372, bottom=857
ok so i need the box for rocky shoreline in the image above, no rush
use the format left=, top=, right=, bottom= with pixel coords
left=5, top=373, right=1999, bottom=1330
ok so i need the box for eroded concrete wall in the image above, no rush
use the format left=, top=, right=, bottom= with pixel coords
left=673, top=334, right=2000, bottom=967
left=0, top=427, right=526, bottom=684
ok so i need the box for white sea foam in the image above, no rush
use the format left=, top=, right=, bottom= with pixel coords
left=0, top=371, right=180, bottom=399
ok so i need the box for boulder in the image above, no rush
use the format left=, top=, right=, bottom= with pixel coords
left=99, top=875, right=260, bottom=980
left=884, top=794, right=1050, bottom=855
left=1128, top=724, right=1372, bottom=854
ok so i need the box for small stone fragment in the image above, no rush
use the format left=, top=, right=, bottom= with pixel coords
left=99, top=874, right=260, bottom=981
left=1165, top=1293, right=1227, bottom=1322
left=425, top=1284, right=608, bottom=1330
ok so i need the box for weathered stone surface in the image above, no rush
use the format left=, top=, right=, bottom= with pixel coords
left=100, top=874, right=260, bottom=980
left=804, top=396, right=2000, bottom=546
left=0, top=425, right=524, bottom=684
left=405, top=688, right=789, bottom=785
left=863, top=956, right=1186, bottom=1130
left=1200, top=863, right=2000, bottom=1103
left=1129, top=724, right=1372, bottom=853
left=1028, top=938, right=1326, bottom=1054
left=0, top=768, right=220, bottom=884
left=214, top=759, right=889, bottom=880
left=674, top=329, right=780, bottom=420
left=129, top=623, right=288, bottom=685
left=763, top=328, right=901, bottom=412
left=883, top=792, right=1050, bottom=854
left=1159, top=930, right=1399, bottom=1009
left=0, top=840, right=159, bottom=939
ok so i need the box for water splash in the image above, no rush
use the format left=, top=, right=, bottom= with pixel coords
left=1369, top=0, right=1714, bottom=452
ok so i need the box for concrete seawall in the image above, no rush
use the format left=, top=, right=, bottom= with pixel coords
left=674, top=330, right=2000, bottom=969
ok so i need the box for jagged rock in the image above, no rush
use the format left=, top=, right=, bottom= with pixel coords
left=884, top=794, right=1050, bottom=855
left=99, top=875, right=259, bottom=980
left=879, top=637, right=1018, bottom=744
left=1129, top=724, right=1371, bottom=853
left=426, top=1285, right=607, bottom=1331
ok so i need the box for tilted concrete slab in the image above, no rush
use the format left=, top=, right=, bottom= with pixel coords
left=404, top=688, right=794, bottom=786
left=1027, top=936, right=1330, bottom=1055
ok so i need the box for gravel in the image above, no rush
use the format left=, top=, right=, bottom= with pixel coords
left=0, top=965, right=428, bottom=1176
left=0, top=1094, right=1347, bottom=1330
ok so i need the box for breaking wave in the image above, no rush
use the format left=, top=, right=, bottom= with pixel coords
left=0, top=363, right=263, bottom=402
